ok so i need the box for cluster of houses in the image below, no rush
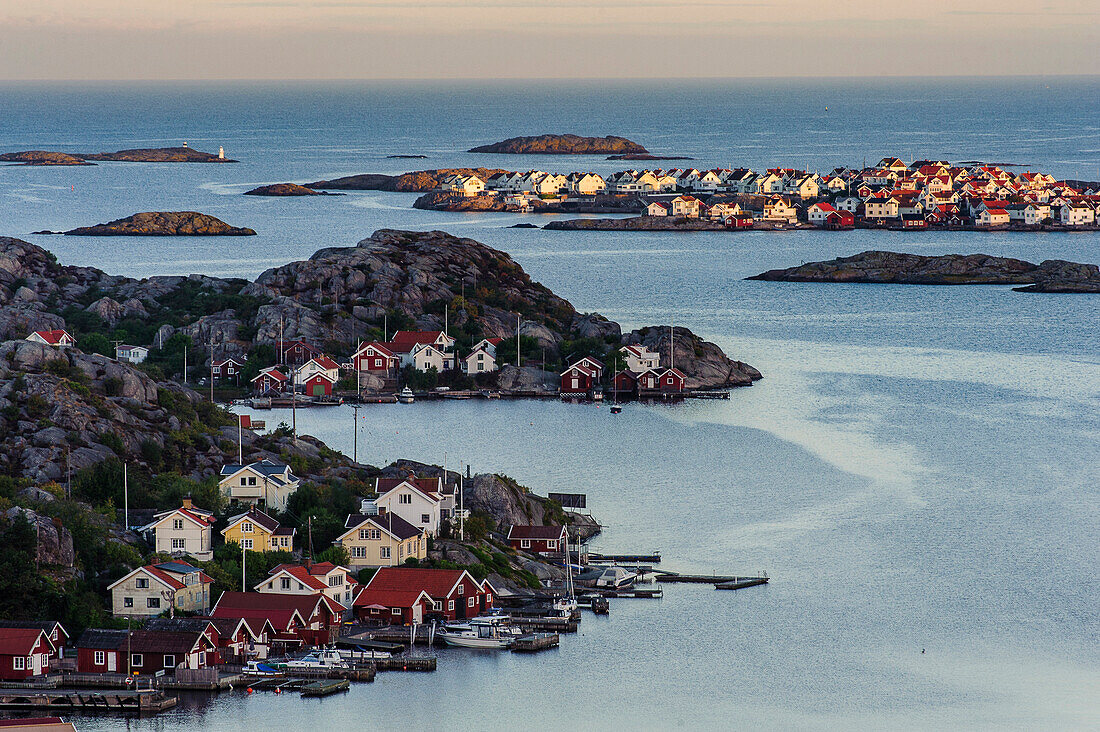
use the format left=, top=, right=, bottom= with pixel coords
left=561, top=343, right=685, bottom=399
left=440, top=159, right=1100, bottom=228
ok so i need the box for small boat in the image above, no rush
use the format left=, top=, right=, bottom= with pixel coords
left=610, top=405, right=622, bottom=414
left=439, top=617, right=518, bottom=649
left=594, top=566, right=638, bottom=589
left=285, top=649, right=349, bottom=670
left=397, top=386, right=415, bottom=404
left=242, top=661, right=282, bottom=676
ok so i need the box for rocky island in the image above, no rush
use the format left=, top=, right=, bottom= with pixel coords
left=244, top=183, right=342, bottom=197
left=414, top=191, right=643, bottom=215
left=308, top=168, right=509, bottom=192
left=47, top=212, right=257, bottom=236
left=0, top=229, right=759, bottom=389
left=1, top=146, right=234, bottom=164
left=748, top=251, right=1100, bottom=293
left=469, top=134, right=648, bottom=155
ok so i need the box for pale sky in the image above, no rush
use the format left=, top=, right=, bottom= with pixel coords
left=2, top=0, right=1099, bottom=79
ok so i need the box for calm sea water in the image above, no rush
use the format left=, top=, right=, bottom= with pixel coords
left=1, top=80, right=1098, bottom=730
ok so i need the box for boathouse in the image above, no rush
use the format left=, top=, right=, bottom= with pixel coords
left=507, top=525, right=567, bottom=554
left=0, top=628, right=53, bottom=680
left=353, top=568, right=495, bottom=624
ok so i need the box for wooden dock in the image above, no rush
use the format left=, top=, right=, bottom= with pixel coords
left=715, top=577, right=769, bottom=590
left=512, top=633, right=559, bottom=653
left=514, top=618, right=578, bottom=633
left=0, top=689, right=177, bottom=714
left=300, top=679, right=350, bottom=697
left=375, top=657, right=436, bottom=672
left=684, top=391, right=731, bottom=399
left=588, top=552, right=661, bottom=564
left=656, top=571, right=768, bottom=585
left=590, top=587, right=663, bottom=599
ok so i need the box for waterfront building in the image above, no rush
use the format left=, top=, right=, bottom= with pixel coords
left=462, top=337, right=503, bottom=375
left=75, top=627, right=218, bottom=674
left=0, top=621, right=69, bottom=662
left=251, top=366, right=288, bottom=395
left=352, top=567, right=495, bottom=624
left=0, top=628, right=53, bottom=680
left=256, top=563, right=359, bottom=607
left=507, top=525, right=567, bottom=553
left=619, top=344, right=660, bottom=372
left=211, top=591, right=344, bottom=647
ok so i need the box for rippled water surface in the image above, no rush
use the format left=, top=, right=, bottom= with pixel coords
left=0, top=80, right=1097, bottom=730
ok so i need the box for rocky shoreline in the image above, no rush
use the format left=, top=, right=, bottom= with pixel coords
left=469, top=134, right=647, bottom=155
left=748, top=250, right=1100, bottom=293
left=38, top=211, right=256, bottom=236
left=413, top=191, right=643, bottom=214
left=308, top=168, right=509, bottom=193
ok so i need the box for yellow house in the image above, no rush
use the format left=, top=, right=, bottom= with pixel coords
left=221, top=508, right=295, bottom=553
left=335, top=512, right=426, bottom=569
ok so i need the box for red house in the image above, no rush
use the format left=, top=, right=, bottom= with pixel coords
left=507, top=525, right=567, bottom=553
left=353, top=568, right=495, bottom=624
left=211, top=592, right=344, bottom=648
left=0, top=628, right=53, bottom=680
left=211, top=357, right=246, bottom=384
left=824, top=210, right=855, bottom=229
left=611, top=369, right=638, bottom=395
left=560, top=363, right=598, bottom=394
left=352, top=342, right=400, bottom=373
left=301, top=372, right=336, bottom=397
left=637, top=368, right=686, bottom=393
left=276, top=339, right=320, bottom=367
left=251, top=367, right=287, bottom=395
left=75, top=628, right=218, bottom=674
left=0, top=621, right=69, bottom=662
left=725, top=212, right=754, bottom=229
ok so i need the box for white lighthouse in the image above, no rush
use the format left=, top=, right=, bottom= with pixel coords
left=218, top=146, right=225, bottom=160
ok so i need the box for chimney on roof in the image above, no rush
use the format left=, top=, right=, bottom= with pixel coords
left=182, top=495, right=193, bottom=510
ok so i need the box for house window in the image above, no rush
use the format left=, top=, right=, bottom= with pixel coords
left=242, top=539, right=253, bottom=549
left=94, top=651, right=105, bottom=666
left=124, top=596, right=135, bottom=607
left=447, top=600, right=454, bottom=611
left=391, top=608, right=401, bottom=616
left=485, top=594, right=491, bottom=604
left=329, top=576, right=341, bottom=587
left=132, top=654, right=143, bottom=667
left=199, top=652, right=206, bottom=665
left=281, top=578, right=291, bottom=590
left=468, top=597, right=475, bottom=608
left=351, top=547, right=366, bottom=558
left=172, top=519, right=184, bottom=530
left=520, top=539, right=531, bottom=549
left=457, top=584, right=464, bottom=595
left=399, top=494, right=412, bottom=505
left=172, top=538, right=186, bottom=549
left=271, top=537, right=278, bottom=548
left=421, top=514, right=430, bottom=524
left=380, top=547, right=390, bottom=560
left=13, top=657, right=24, bottom=670
left=163, top=655, right=175, bottom=668
left=432, top=601, right=442, bottom=611
left=547, top=540, right=557, bottom=550
left=359, top=529, right=369, bottom=540
left=148, top=598, right=160, bottom=609
left=241, top=522, right=253, bottom=533
left=248, top=477, right=257, bottom=486
left=240, top=477, right=247, bottom=486
left=135, top=578, right=149, bottom=589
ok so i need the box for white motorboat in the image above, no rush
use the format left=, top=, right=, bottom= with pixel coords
left=439, top=617, right=518, bottom=649
left=285, top=649, right=349, bottom=670
left=594, top=566, right=638, bottom=589
left=397, top=386, right=415, bottom=403
left=242, top=661, right=282, bottom=676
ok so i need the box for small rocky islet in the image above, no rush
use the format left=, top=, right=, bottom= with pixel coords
left=35, top=211, right=256, bottom=236
left=244, top=183, right=343, bottom=197
left=748, top=250, right=1100, bottom=293
left=468, top=134, right=648, bottom=155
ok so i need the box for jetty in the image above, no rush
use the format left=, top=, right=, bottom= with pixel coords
left=300, top=679, right=350, bottom=697
left=587, top=552, right=661, bottom=564
left=656, top=571, right=769, bottom=587
left=512, top=633, right=560, bottom=653
left=715, top=577, right=770, bottom=590
left=0, top=689, right=177, bottom=714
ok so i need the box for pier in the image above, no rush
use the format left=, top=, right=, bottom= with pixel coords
left=512, top=633, right=560, bottom=653
left=300, top=679, right=350, bottom=697
left=0, top=689, right=177, bottom=714
left=588, top=552, right=661, bottom=564
left=656, top=571, right=769, bottom=586
left=715, top=577, right=769, bottom=590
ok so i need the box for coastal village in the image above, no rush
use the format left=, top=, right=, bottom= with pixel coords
left=432, top=157, right=1100, bottom=229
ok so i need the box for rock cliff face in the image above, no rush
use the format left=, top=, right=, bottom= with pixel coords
left=62, top=212, right=256, bottom=236
left=622, top=326, right=762, bottom=389
left=469, top=134, right=648, bottom=155
left=4, top=507, right=75, bottom=568
left=244, top=183, right=340, bottom=197
left=412, top=192, right=509, bottom=212
left=748, top=250, right=1100, bottom=292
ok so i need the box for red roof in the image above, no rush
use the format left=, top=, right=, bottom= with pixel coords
left=357, top=342, right=395, bottom=358
left=252, top=367, right=288, bottom=383
left=31, top=330, right=72, bottom=345
left=312, top=355, right=341, bottom=370
left=389, top=331, right=446, bottom=351
left=363, top=567, right=473, bottom=599
left=212, top=591, right=343, bottom=627
left=0, top=628, right=47, bottom=656
left=269, top=566, right=327, bottom=591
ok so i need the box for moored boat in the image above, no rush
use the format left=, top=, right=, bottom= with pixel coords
left=397, top=386, right=415, bottom=403
left=439, top=616, right=519, bottom=649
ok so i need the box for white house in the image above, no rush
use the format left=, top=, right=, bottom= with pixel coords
left=1058, top=204, right=1095, bottom=226
left=387, top=330, right=456, bottom=371
left=670, top=195, right=702, bottom=217
left=620, top=344, right=660, bottom=372
left=567, top=173, right=607, bottom=195
left=294, top=355, right=341, bottom=386
left=834, top=196, right=863, bottom=213
left=463, top=337, right=503, bottom=375
left=645, top=201, right=669, bottom=217
left=256, top=563, right=358, bottom=608
left=975, top=208, right=1010, bottom=227
left=218, top=459, right=300, bottom=512
left=442, top=175, right=486, bottom=197
left=25, top=330, right=75, bottom=348
left=115, top=344, right=149, bottom=364
left=108, top=562, right=212, bottom=618
left=1006, top=203, right=1051, bottom=226
left=763, top=198, right=799, bottom=223
left=374, top=476, right=444, bottom=537
left=139, top=497, right=215, bottom=561
left=807, top=202, right=838, bottom=226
